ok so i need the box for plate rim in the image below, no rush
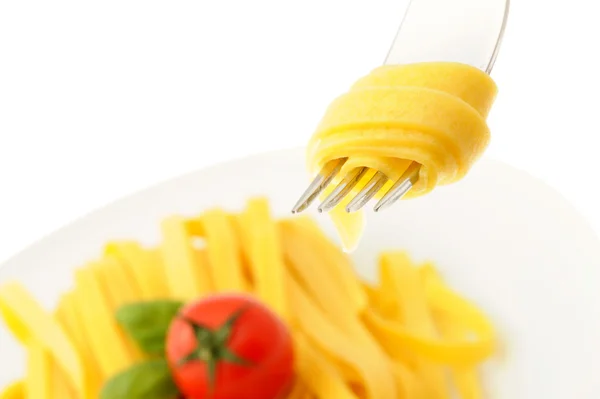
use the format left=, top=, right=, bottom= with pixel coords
left=1, top=147, right=598, bottom=271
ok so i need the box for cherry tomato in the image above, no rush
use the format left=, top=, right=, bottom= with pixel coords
left=165, top=293, right=294, bottom=399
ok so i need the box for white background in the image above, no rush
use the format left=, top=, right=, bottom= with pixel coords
left=1, top=0, right=599, bottom=263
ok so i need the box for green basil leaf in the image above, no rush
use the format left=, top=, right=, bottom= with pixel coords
left=100, top=359, right=179, bottom=399
left=115, top=300, right=183, bottom=356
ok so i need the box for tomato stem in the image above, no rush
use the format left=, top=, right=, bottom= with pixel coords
left=177, top=306, right=254, bottom=392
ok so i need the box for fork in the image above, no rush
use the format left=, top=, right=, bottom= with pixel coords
left=292, top=0, right=510, bottom=214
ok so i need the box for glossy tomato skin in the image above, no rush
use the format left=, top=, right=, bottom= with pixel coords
left=166, top=293, right=294, bottom=399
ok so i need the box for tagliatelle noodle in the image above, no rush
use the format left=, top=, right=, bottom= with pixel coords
left=0, top=381, right=23, bottom=399
left=239, top=198, right=288, bottom=320
left=161, top=216, right=213, bottom=299
left=73, top=267, right=135, bottom=377
left=0, top=283, right=85, bottom=396
left=200, top=209, right=248, bottom=292
left=104, top=242, right=170, bottom=300
left=26, top=340, right=52, bottom=399
left=278, top=218, right=367, bottom=313
left=55, top=293, right=102, bottom=399
left=285, top=273, right=397, bottom=399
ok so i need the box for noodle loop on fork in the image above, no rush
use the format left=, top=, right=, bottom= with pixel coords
left=306, top=62, right=497, bottom=250
left=307, top=62, right=497, bottom=199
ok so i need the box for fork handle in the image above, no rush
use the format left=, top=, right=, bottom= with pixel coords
left=385, top=0, right=510, bottom=73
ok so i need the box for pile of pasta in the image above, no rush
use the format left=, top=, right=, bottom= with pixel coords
left=0, top=197, right=496, bottom=399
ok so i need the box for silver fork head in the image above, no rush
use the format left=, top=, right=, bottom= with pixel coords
left=292, top=0, right=509, bottom=214
left=292, top=161, right=420, bottom=215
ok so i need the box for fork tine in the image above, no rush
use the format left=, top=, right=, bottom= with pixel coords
left=291, top=158, right=346, bottom=214
left=373, top=162, right=421, bottom=212
left=345, top=171, right=388, bottom=213
left=317, top=167, right=368, bottom=213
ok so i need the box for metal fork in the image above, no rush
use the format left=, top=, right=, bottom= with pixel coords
left=292, top=0, right=510, bottom=214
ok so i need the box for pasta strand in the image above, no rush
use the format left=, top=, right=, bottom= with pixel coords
left=201, top=209, right=248, bottom=292
left=161, top=216, right=212, bottom=299
left=240, top=198, right=288, bottom=319
left=73, top=267, right=134, bottom=377
left=0, top=283, right=84, bottom=396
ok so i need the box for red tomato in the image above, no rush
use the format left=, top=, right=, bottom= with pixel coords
left=165, top=293, right=294, bottom=399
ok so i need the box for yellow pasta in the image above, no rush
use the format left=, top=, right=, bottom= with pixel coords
left=0, top=197, right=497, bottom=399
left=147, top=248, right=172, bottom=298
left=26, top=341, right=52, bottom=399
left=287, top=379, right=310, bottom=399
left=55, top=293, right=103, bottom=399
left=200, top=208, right=248, bottom=292
left=73, top=267, right=135, bottom=377
left=286, top=273, right=397, bottom=399
left=104, top=242, right=170, bottom=299
left=306, top=62, right=497, bottom=250
left=161, top=216, right=212, bottom=299
left=94, top=257, right=142, bottom=308
left=424, top=267, right=486, bottom=399
left=93, top=259, right=145, bottom=361
left=52, top=362, right=76, bottom=399
left=239, top=198, right=288, bottom=319
left=0, top=381, right=23, bottom=399
left=295, top=334, right=359, bottom=399
left=53, top=297, right=79, bottom=399
left=363, top=281, right=402, bottom=322
left=279, top=218, right=367, bottom=313
left=363, top=263, right=495, bottom=367
left=381, top=253, right=450, bottom=398
left=0, top=283, right=84, bottom=396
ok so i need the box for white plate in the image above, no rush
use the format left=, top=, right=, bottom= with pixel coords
left=1, top=148, right=599, bottom=398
